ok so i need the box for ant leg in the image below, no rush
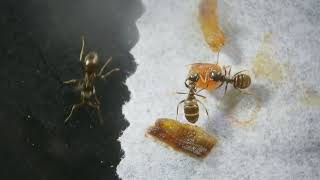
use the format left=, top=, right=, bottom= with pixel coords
left=65, top=102, right=84, bottom=123
left=222, top=65, right=231, bottom=77
left=63, top=79, right=79, bottom=85
left=216, top=81, right=224, bottom=89
left=94, top=94, right=101, bottom=105
left=88, top=102, right=103, bottom=125
left=100, top=68, right=120, bottom=79
left=80, top=36, right=85, bottom=62
left=220, top=66, right=231, bottom=95
left=195, top=94, right=206, bottom=99
left=196, top=88, right=205, bottom=94
left=224, top=83, right=229, bottom=95
left=196, top=99, right=209, bottom=119
left=223, top=66, right=227, bottom=76
left=99, top=57, right=113, bottom=75
left=176, top=92, right=188, bottom=95
left=94, top=94, right=103, bottom=124
left=196, top=83, right=209, bottom=94
left=176, top=100, right=185, bottom=120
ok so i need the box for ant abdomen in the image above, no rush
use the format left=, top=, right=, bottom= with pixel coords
left=233, top=74, right=251, bottom=89
left=184, top=98, right=199, bottom=123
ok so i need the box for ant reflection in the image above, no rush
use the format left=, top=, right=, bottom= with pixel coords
left=64, top=37, right=120, bottom=124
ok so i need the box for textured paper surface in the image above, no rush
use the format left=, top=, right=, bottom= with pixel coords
left=118, top=0, right=320, bottom=179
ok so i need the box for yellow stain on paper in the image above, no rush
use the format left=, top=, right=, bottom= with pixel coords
left=252, top=33, right=285, bottom=81
left=301, top=89, right=320, bottom=107
left=218, top=89, right=261, bottom=126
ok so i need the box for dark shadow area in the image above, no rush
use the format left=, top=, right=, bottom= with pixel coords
left=0, top=0, right=144, bottom=179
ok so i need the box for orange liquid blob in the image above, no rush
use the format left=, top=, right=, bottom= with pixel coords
left=199, top=0, right=225, bottom=52
left=147, top=118, right=217, bottom=158
left=190, top=63, right=223, bottom=90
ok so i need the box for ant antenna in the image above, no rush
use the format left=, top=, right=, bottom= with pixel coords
left=80, top=36, right=85, bottom=61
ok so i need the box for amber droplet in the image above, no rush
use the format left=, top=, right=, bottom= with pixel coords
left=147, top=118, right=217, bottom=158
left=199, top=0, right=225, bottom=52
left=190, top=63, right=223, bottom=90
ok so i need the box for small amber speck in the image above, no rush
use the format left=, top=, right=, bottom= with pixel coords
left=147, top=118, right=217, bottom=158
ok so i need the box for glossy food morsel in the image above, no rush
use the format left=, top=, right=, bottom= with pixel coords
left=147, top=118, right=217, bottom=158
left=199, top=0, right=225, bottom=52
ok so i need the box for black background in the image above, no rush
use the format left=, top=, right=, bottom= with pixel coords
left=0, top=0, right=143, bottom=179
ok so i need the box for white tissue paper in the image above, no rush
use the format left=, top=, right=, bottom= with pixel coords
left=118, top=0, right=320, bottom=179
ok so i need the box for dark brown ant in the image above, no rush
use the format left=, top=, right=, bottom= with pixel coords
left=63, top=37, right=120, bottom=124
left=210, top=66, right=251, bottom=94
left=176, top=73, right=209, bottom=124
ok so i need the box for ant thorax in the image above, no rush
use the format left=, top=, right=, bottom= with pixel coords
left=83, top=73, right=96, bottom=87
left=187, top=85, right=198, bottom=98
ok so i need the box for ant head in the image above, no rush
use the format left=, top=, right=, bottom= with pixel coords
left=84, top=51, right=99, bottom=73
left=188, top=73, right=200, bottom=83
left=209, top=70, right=221, bottom=81
left=185, top=73, right=199, bottom=90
